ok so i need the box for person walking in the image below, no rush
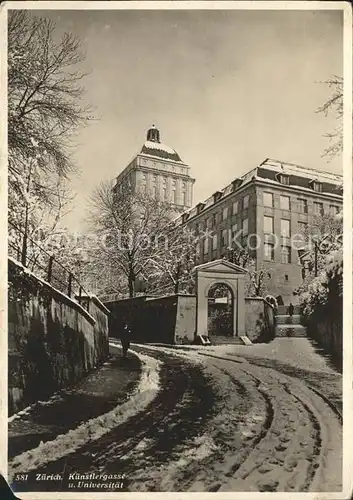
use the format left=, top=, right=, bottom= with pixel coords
left=120, top=322, right=131, bottom=359
left=288, top=302, right=294, bottom=317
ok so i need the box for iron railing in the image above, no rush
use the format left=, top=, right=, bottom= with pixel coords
left=8, top=221, right=91, bottom=304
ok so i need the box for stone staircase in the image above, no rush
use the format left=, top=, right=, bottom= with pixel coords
left=275, top=307, right=307, bottom=337
left=210, top=335, right=245, bottom=345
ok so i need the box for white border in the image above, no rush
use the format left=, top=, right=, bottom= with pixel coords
left=0, top=2, right=352, bottom=500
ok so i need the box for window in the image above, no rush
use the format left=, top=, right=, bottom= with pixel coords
left=281, top=219, right=291, bottom=238
left=212, top=213, right=217, bottom=226
left=221, top=229, right=228, bottom=247
left=312, top=181, right=322, bottom=193
left=278, top=174, right=289, bottom=185
left=196, top=241, right=201, bottom=257
left=231, top=223, right=238, bottom=240
left=280, top=195, right=290, bottom=211
left=232, top=201, right=238, bottom=215
left=181, top=182, right=187, bottom=206
left=172, top=180, right=176, bottom=204
left=329, top=205, right=340, bottom=216
left=141, top=174, right=147, bottom=194
left=242, top=218, right=249, bottom=236
left=162, top=177, right=167, bottom=201
left=152, top=176, right=157, bottom=198
left=314, top=202, right=324, bottom=215
left=298, top=222, right=308, bottom=242
left=281, top=246, right=291, bottom=264
left=195, top=223, right=199, bottom=235
left=212, top=233, right=218, bottom=251
left=243, top=195, right=249, bottom=210
left=264, top=242, right=275, bottom=261
left=203, top=237, right=209, bottom=255
left=222, top=207, right=228, bottom=220
left=263, top=192, right=274, bottom=207
left=264, top=216, right=274, bottom=234
left=297, top=199, right=308, bottom=214
left=285, top=274, right=289, bottom=282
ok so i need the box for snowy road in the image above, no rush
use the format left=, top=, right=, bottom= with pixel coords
left=9, top=339, right=342, bottom=493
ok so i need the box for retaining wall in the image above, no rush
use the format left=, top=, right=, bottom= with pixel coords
left=8, top=258, right=109, bottom=416
left=305, top=314, right=342, bottom=370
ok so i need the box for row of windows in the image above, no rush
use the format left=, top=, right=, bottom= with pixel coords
left=200, top=217, right=309, bottom=253
left=197, top=195, right=250, bottom=231
left=263, top=191, right=340, bottom=215
left=263, top=216, right=332, bottom=239
left=264, top=243, right=291, bottom=263
left=141, top=174, right=188, bottom=204
left=275, top=174, right=325, bottom=193
left=194, top=195, right=340, bottom=235
left=201, top=233, right=292, bottom=265
left=263, top=216, right=292, bottom=237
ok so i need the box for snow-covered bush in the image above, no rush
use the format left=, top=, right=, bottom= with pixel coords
left=298, top=249, right=343, bottom=318
left=264, top=295, right=278, bottom=310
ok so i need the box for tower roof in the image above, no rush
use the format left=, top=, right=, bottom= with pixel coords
left=140, top=126, right=183, bottom=163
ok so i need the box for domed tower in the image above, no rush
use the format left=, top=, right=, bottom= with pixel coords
left=114, top=126, right=195, bottom=212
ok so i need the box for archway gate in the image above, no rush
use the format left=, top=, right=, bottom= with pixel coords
left=194, top=259, right=247, bottom=338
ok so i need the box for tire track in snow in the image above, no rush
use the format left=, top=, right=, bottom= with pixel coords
left=20, top=347, right=218, bottom=493
left=8, top=350, right=161, bottom=481
left=282, top=383, right=322, bottom=491
left=219, top=360, right=338, bottom=492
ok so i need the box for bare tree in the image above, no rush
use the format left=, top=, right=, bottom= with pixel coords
left=246, top=265, right=272, bottom=297
left=8, top=11, right=92, bottom=264
left=225, top=243, right=272, bottom=297
left=298, top=211, right=343, bottom=282
left=316, top=76, right=343, bottom=159
left=225, top=245, right=253, bottom=268
left=8, top=11, right=92, bottom=180
left=147, top=226, right=197, bottom=295
left=88, top=181, right=182, bottom=298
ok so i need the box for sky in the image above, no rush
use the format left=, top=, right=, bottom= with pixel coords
left=35, top=8, right=343, bottom=231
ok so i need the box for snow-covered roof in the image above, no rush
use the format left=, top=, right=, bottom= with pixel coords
left=259, top=158, right=343, bottom=185
left=175, top=158, right=343, bottom=224
left=140, top=140, right=183, bottom=163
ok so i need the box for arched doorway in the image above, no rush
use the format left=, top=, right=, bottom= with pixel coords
left=207, top=283, right=234, bottom=337
left=194, top=259, right=247, bottom=338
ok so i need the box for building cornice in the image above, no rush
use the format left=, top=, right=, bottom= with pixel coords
left=137, top=164, right=195, bottom=182
left=138, top=152, right=188, bottom=168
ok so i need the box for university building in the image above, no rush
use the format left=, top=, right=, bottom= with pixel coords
left=176, top=158, right=343, bottom=305
left=113, top=126, right=195, bottom=213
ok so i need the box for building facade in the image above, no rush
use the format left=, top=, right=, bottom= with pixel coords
left=113, top=126, right=195, bottom=213
left=176, top=158, right=343, bottom=305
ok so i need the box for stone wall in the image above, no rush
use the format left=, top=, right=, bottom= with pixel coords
left=105, top=295, right=195, bottom=345
left=8, top=258, right=109, bottom=416
left=245, top=297, right=275, bottom=342
left=105, top=294, right=274, bottom=344
left=76, top=295, right=110, bottom=362
left=306, top=315, right=342, bottom=370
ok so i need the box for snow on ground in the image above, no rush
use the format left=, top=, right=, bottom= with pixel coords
left=8, top=349, right=161, bottom=480
left=9, top=394, right=65, bottom=423
left=129, top=342, right=342, bottom=492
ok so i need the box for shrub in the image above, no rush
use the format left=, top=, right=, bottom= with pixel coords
left=264, top=294, right=278, bottom=310
left=298, top=249, right=342, bottom=318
